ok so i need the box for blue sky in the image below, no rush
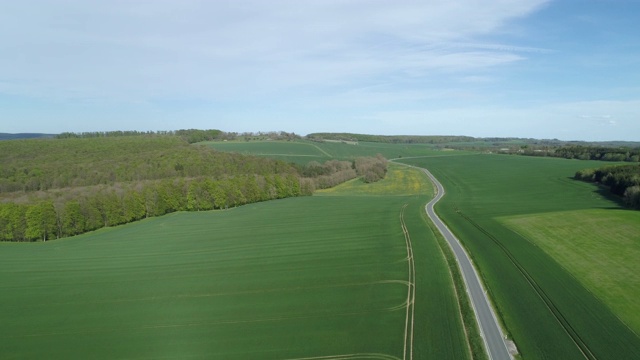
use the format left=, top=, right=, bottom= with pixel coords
left=1, top=0, right=639, bottom=141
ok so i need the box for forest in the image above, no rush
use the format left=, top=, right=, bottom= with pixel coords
left=525, top=145, right=640, bottom=162
left=575, top=164, right=640, bottom=209
left=0, top=132, right=386, bottom=242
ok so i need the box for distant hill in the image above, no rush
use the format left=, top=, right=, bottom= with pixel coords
left=0, top=133, right=56, bottom=140
left=306, top=132, right=640, bottom=148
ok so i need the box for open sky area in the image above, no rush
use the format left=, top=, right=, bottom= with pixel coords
left=1, top=0, right=638, bottom=141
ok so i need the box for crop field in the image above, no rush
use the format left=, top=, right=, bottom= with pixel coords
left=0, top=161, right=470, bottom=359
left=201, top=139, right=465, bottom=164
left=202, top=140, right=332, bottom=163
left=399, top=154, right=640, bottom=359
left=499, top=209, right=640, bottom=334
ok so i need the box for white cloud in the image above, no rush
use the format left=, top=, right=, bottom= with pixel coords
left=0, top=0, right=550, bottom=103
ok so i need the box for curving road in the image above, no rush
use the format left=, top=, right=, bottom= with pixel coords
left=421, top=167, right=512, bottom=360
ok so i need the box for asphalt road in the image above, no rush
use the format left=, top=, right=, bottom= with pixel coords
left=421, top=167, right=512, bottom=360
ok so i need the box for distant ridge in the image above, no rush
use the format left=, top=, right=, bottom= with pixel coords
left=0, top=133, right=56, bottom=140
left=306, top=132, right=640, bottom=148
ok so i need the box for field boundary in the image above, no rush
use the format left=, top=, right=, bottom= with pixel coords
left=455, top=209, right=597, bottom=360
left=418, top=166, right=512, bottom=360
left=421, top=208, right=481, bottom=360
left=309, top=143, right=333, bottom=157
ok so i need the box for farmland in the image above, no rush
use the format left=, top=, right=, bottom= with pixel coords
left=3, top=135, right=640, bottom=359
left=0, top=159, right=471, bottom=359
left=500, top=209, right=640, bottom=333
left=202, top=139, right=465, bottom=164
left=398, top=154, right=640, bottom=359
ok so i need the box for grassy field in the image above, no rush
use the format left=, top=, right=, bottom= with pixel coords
left=399, top=154, right=640, bottom=359
left=499, top=209, right=640, bottom=334
left=0, top=161, right=470, bottom=359
left=201, top=139, right=468, bottom=164
left=7, top=136, right=639, bottom=359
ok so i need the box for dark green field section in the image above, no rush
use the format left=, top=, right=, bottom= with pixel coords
left=0, top=194, right=469, bottom=359
left=201, top=140, right=461, bottom=164
left=399, top=154, right=640, bottom=359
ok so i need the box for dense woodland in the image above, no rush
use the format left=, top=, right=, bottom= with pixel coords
left=575, top=164, right=640, bottom=209
left=0, top=133, right=385, bottom=242
left=527, top=145, right=640, bottom=162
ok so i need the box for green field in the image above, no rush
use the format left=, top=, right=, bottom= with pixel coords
left=500, top=209, right=640, bottom=334
left=202, top=140, right=332, bottom=163
left=201, top=139, right=466, bottom=164
left=399, top=154, right=640, bottom=359
left=0, top=163, right=470, bottom=359
left=5, top=137, right=640, bottom=360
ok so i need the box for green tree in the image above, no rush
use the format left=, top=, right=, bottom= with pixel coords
left=123, top=190, right=145, bottom=222
left=81, top=197, right=103, bottom=231
left=25, top=201, right=57, bottom=241
left=62, top=201, right=84, bottom=236
left=209, top=181, right=227, bottom=209
left=0, top=203, right=26, bottom=241
left=624, top=186, right=640, bottom=209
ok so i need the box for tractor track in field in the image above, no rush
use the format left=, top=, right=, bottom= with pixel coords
left=455, top=209, right=598, bottom=360
left=399, top=204, right=415, bottom=360
left=285, top=353, right=400, bottom=360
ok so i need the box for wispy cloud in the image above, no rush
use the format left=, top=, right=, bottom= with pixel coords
left=0, top=0, right=550, bottom=103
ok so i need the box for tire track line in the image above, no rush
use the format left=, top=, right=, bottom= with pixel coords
left=400, top=204, right=415, bottom=360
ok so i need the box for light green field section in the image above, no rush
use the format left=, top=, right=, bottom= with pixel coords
left=317, top=163, right=433, bottom=197
left=500, top=209, right=640, bottom=333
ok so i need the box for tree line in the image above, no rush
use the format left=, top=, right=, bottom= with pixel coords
left=531, top=145, right=640, bottom=162
left=575, top=164, right=640, bottom=209
left=0, top=173, right=307, bottom=242
left=55, top=129, right=301, bottom=144
left=55, top=129, right=226, bottom=143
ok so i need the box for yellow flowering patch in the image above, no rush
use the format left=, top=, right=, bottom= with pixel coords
left=317, top=163, right=433, bottom=196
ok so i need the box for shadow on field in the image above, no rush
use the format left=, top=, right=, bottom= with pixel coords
left=566, top=176, right=627, bottom=209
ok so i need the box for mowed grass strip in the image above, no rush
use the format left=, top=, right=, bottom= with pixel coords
left=0, top=196, right=410, bottom=359
left=500, top=209, right=640, bottom=334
